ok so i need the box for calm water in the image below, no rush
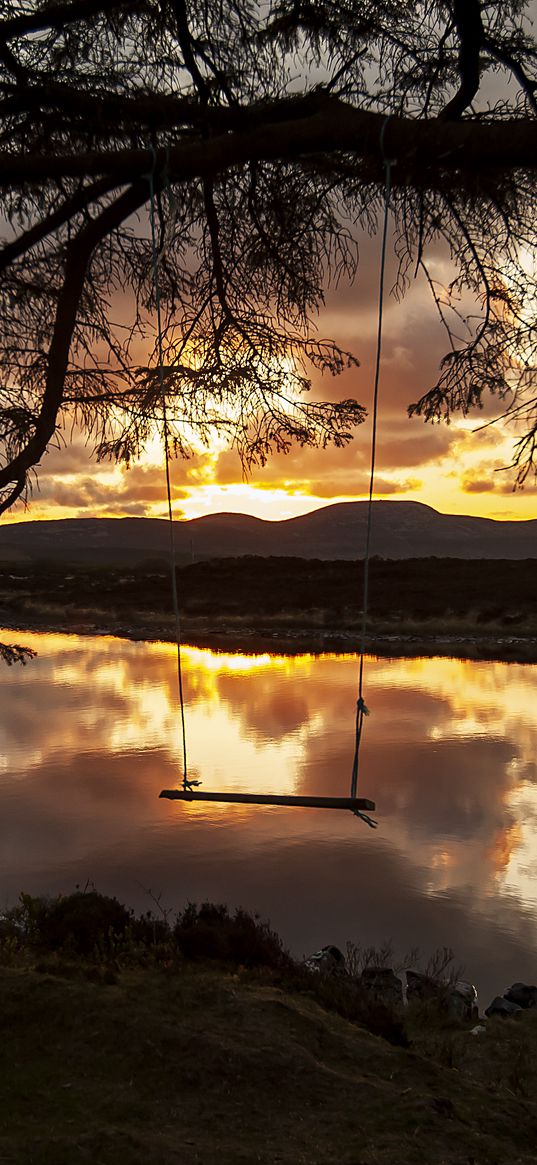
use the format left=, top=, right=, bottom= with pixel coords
left=2, top=628, right=537, bottom=1002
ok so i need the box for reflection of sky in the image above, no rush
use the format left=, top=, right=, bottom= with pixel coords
left=2, top=628, right=537, bottom=1003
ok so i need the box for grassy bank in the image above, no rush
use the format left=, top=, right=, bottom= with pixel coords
left=2, top=892, right=537, bottom=1164
left=1, top=557, right=537, bottom=661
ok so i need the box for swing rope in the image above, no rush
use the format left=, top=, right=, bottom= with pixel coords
left=350, top=123, right=394, bottom=828
left=153, top=124, right=392, bottom=818
left=148, top=159, right=190, bottom=792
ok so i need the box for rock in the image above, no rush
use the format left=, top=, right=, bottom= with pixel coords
left=470, top=1024, right=487, bottom=1036
left=304, top=945, right=346, bottom=976
left=446, top=979, right=479, bottom=1023
left=406, top=969, right=442, bottom=1003
left=360, top=966, right=404, bottom=1006
left=503, top=982, right=537, bottom=1009
left=484, top=995, right=523, bottom=1019
left=406, top=971, right=478, bottom=1022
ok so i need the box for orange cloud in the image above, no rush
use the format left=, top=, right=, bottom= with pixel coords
left=462, top=462, right=537, bottom=496
left=463, top=478, right=496, bottom=494
left=3, top=228, right=535, bottom=526
left=486, top=822, right=523, bottom=875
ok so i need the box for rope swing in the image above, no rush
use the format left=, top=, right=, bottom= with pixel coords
left=148, top=159, right=193, bottom=796
left=350, top=121, right=394, bottom=828
left=159, top=122, right=394, bottom=818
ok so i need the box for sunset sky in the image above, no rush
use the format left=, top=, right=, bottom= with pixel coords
left=7, top=225, right=537, bottom=528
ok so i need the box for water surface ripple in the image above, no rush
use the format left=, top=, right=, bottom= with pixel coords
left=2, top=629, right=537, bottom=1002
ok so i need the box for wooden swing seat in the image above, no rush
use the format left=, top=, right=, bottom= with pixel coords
left=159, top=789, right=375, bottom=812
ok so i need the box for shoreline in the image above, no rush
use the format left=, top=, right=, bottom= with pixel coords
left=2, top=556, right=537, bottom=664
left=3, top=611, right=537, bottom=663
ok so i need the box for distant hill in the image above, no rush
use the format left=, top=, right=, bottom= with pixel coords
left=1, top=501, right=537, bottom=564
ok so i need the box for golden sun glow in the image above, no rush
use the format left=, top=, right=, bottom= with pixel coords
left=2, top=215, right=536, bottom=526
left=6, top=400, right=533, bottom=527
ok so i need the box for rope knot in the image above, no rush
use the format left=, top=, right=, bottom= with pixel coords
left=353, top=810, right=378, bottom=829
left=357, top=696, right=370, bottom=716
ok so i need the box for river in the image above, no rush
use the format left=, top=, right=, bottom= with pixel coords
left=2, top=628, right=537, bottom=1004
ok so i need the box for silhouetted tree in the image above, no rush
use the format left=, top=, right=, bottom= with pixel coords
left=0, top=0, right=535, bottom=518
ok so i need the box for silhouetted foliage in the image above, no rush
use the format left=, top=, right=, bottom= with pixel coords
left=0, top=1, right=536, bottom=515
left=0, top=642, right=36, bottom=666
left=0, top=888, right=412, bottom=1048
left=3, top=890, right=131, bottom=955
left=2, top=557, right=536, bottom=631
left=174, top=902, right=293, bottom=970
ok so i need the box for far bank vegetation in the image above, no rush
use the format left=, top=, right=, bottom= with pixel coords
left=1, top=557, right=536, bottom=656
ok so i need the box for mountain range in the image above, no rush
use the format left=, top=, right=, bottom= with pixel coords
left=1, top=501, right=537, bottom=564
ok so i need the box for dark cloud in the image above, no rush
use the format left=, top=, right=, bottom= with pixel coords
left=462, top=468, right=537, bottom=496
left=498, top=478, right=537, bottom=496
left=463, top=479, right=492, bottom=494
left=369, top=427, right=454, bottom=469
left=33, top=454, right=212, bottom=515
left=40, top=439, right=93, bottom=475
left=34, top=476, right=117, bottom=510
left=302, top=474, right=423, bottom=499
left=214, top=418, right=452, bottom=496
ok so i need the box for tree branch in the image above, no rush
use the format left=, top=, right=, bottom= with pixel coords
left=483, top=36, right=537, bottom=115
left=203, top=179, right=230, bottom=319
left=0, top=0, right=138, bottom=41
left=0, top=642, right=37, bottom=666
left=0, top=176, right=117, bottom=272
left=0, top=82, right=203, bottom=130
left=167, top=0, right=211, bottom=104
left=0, top=177, right=153, bottom=495
left=0, top=40, right=27, bottom=84
left=0, top=99, right=535, bottom=191
left=439, top=0, right=484, bottom=121
left=0, top=474, right=25, bottom=516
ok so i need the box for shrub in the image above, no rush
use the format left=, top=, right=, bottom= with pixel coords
left=4, top=891, right=132, bottom=956
left=37, top=891, right=132, bottom=955
left=174, top=902, right=292, bottom=970
left=131, top=912, right=172, bottom=948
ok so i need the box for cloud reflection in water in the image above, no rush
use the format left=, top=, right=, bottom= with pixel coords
left=2, top=628, right=537, bottom=1000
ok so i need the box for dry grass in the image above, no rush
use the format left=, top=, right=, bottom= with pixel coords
left=2, top=962, right=537, bottom=1165
left=2, top=893, right=537, bottom=1164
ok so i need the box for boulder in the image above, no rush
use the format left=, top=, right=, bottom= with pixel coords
left=304, top=945, right=346, bottom=976
left=446, top=979, right=479, bottom=1023
left=406, top=971, right=478, bottom=1021
left=406, top=969, right=442, bottom=1003
left=484, top=995, right=523, bottom=1019
left=504, top=982, right=537, bottom=1009
left=360, top=966, right=404, bottom=1006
